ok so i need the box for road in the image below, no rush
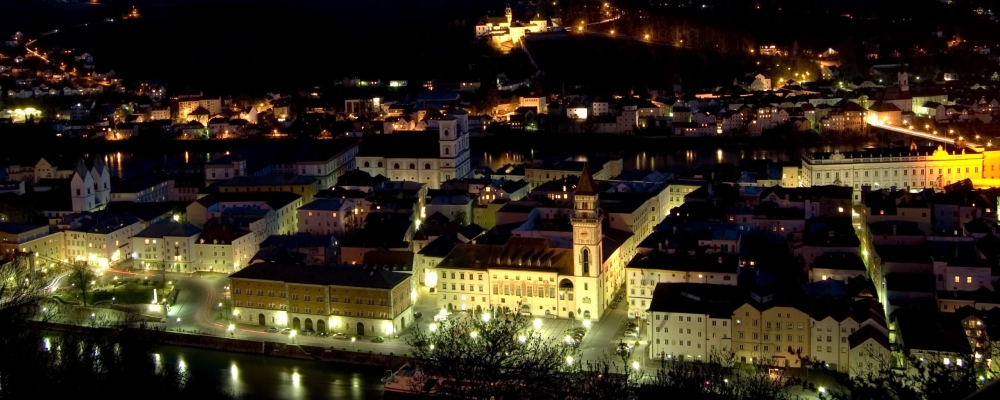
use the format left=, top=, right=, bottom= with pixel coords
left=155, top=275, right=636, bottom=362
left=869, top=121, right=984, bottom=150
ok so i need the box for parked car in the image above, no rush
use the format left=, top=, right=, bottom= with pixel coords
left=332, top=333, right=348, bottom=340
left=317, top=332, right=329, bottom=337
left=434, top=313, right=449, bottom=322
left=623, top=329, right=638, bottom=338
left=266, top=327, right=280, bottom=333
left=413, top=311, right=423, bottom=319
left=301, top=328, right=315, bottom=336
left=280, top=328, right=292, bottom=335
left=625, top=321, right=638, bottom=330
left=371, top=336, right=385, bottom=343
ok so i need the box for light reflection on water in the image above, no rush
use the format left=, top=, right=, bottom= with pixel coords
left=39, top=336, right=384, bottom=399
left=151, top=346, right=385, bottom=400
left=476, top=145, right=870, bottom=173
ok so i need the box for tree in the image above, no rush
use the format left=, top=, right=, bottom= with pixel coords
left=642, top=349, right=806, bottom=400
left=452, top=210, right=468, bottom=226
left=0, top=253, right=235, bottom=399
left=818, top=350, right=982, bottom=400
left=408, top=311, right=579, bottom=398
left=69, top=261, right=97, bottom=306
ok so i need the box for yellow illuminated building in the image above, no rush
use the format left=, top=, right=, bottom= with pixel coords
left=731, top=299, right=812, bottom=368
left=0, top=223, right=64, bottom=263
left=803, top=145, right=1000, bottom=203
left=230, top=263, right=414, bottom=336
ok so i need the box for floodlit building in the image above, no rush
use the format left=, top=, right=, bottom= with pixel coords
left=229, top=264, right=414, bottom=336
left=646, top=283, right=742, bottom=361
left=430, top=166, right=612, bottom=320
left=802, top=145, right=997, bottom=203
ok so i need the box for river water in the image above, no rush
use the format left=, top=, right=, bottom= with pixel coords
left=152, top=344, right=387, bottom=399
left=86, top=142, right=873, bottom=182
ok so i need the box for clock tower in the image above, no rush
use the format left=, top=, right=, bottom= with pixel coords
left=571, top=164, right=602, bottom=320
left=572, top=164, right=602, bottom=278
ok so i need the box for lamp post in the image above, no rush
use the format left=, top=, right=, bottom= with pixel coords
left=175, top=317, right=181, bottom=331
left=228, top=324, right=235, bottom=338
left=351, top=336, right=356, bottom=351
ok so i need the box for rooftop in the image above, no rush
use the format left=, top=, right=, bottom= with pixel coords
left=230, top=263, right=410, bottom=289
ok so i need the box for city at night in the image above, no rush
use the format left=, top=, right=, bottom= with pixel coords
left=2, top=0, right=1000, bottom=399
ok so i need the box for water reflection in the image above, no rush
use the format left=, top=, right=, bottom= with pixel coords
left=476, top=144, right=870, bottom=173
left=147, top=346, right=384, bottom=400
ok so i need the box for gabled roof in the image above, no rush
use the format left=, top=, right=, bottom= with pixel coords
left=848, top=324, right=890, bottom=349
left=134, top=220, right=201, bottom=238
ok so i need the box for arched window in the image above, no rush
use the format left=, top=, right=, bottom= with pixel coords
left=363, top=161, right=370, bottom=168
left=377, top=162, right=383, bottom=168
left=424, top=163, right=431, bottom=170
left=409, top=163, right=416, bottom=170
left=581, top=248, right=590, bottom=275
left=444, top=147, right=450, bottom=155
left=444, top=130, right=450, bottom=137
left=393, top=163, right=400, bottom=169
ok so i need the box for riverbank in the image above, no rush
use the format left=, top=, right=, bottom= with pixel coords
left=32, top=320, right=411, bottom=369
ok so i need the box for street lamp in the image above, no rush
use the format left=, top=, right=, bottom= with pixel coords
left=228, top=324, right=235, bottom=338
left=518, top=335, right=526, bottom=344
left=482, top=312, right=491, bottom=323
left=351, top=336, right=356, bottom=350
left=175, top=317, right=181, bottom=331
left=289, top=330, right=297, bottom=344
left=429, top=323, right=437, bottom=332
left=533, top=319, right=542, bottom=330
left=632, top=361, right=640, bottom=371
left=583, top=320, right=591, bottom=329
left=566, top=356, right=574, bottom=366
left=470, top=331, right=478, bottom=339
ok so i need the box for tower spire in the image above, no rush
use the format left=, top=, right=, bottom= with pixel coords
left=576, top=162, right=598, bottom=195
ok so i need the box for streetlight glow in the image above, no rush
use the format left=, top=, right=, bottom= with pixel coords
left=583, top=320, right=591, bottom=329
left=429, top=323, right=438, bottom=332
left=482, top=313, right=491, bottom=323
left=470, top=331, right=478, bottom=339
left=518, top=335, right=526, bottom=343
left=632, top=361, right=640, bottom=370
left=566, top=356, right=574, bottom=365
left=533, top=319, right=542, bottom=330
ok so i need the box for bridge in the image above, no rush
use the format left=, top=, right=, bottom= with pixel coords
left=867, top=121, right=990, bottom=152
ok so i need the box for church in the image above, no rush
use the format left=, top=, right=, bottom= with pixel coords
left=428, top=166, right=615, bottom=321
left=475, top=6, right=550, bottom=49
left=355, top=109, right=472, bottom=189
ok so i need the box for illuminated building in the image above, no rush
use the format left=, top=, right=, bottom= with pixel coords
left=429, top=167, right=612, bottom=321
left=229, top=263, right=413, bottom=335
left=474, top=6, right=550, bottom=50
left=0, top=223, right=64, bottom=262
left=65, top=213, right=143, bottom=269
left=356, top=110, right=472, bottom=189
left=802, top=145, right=1000, bottom=203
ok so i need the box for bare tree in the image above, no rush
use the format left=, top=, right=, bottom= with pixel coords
left=408, top=310, right=579, bottom=399
left=69, top=261, right=97, bottom=307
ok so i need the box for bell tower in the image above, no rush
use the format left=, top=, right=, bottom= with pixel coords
left=505, top=5, right=513, bottom=25
left=571, top=164, right=602, bottom=278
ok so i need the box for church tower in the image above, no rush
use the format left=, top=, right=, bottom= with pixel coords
left=571, top=164, right=602, bottom=277
left=571, top=164, right=602, bottom=320
left=505, top=5, right=513, bottom=25
left=898, top=71, right=909, bottom=92
left=90, top=157, right=110, bottom=206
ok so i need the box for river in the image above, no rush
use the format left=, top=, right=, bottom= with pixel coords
left=74, top=140, right=874, bottom=182
left=152, top=344, right=388, bottom=399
